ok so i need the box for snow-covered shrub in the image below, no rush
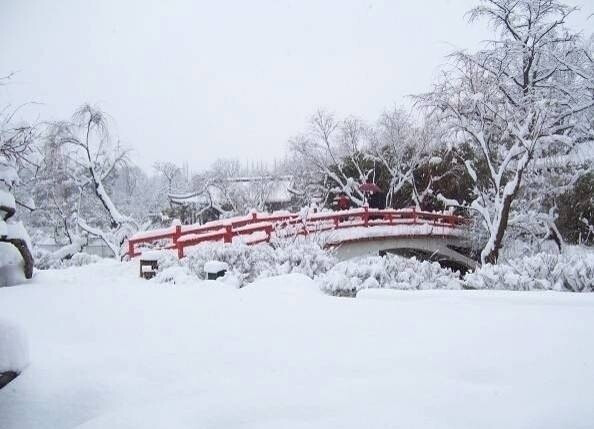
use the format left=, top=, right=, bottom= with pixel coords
left=181, top=242, right=275, bottom=285
left=146, top=250, right=179, bottom=272
left=34, top=248, right=103, bottom=270
left=153, top=265, right=196, bottom=285
left=155, top=241, right=336, bottom=287
left=464, top=251, right=594, bottom=292
left=262, top=240, right=337, bottom=279
left=318, top=254, right=463, bottom=296
left=65, top=252, right=103, bottom=268
left=463, top=262, right=549, bottom=291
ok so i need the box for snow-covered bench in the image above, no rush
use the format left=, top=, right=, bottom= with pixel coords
left=139, top=251, right=164, bottom=279
left=204, top=260, right=229, bottom=280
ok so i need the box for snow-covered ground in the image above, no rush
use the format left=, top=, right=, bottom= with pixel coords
left=1, top=259, right=594, bottom=428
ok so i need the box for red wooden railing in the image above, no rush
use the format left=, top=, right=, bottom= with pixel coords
left=125, top=207, right=466, bottom=259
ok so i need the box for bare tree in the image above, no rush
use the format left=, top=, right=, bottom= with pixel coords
left=153, top=161, right=181, bottom=193
left=290, top=110, right=369, bottom=206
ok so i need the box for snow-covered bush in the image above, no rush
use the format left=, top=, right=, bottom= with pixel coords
left=154, top=241, right=336, bottom=287
left=34, top=248, right=103, bottom=270
left=464, top=251, right=594, bottom=292
left=153, top=265, right=197, bottom=285
left=318, top=254, right=463, bottom=296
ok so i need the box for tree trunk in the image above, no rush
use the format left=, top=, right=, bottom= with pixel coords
left=483, top=168, right=526, bottom=264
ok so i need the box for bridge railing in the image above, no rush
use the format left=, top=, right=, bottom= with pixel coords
left=126, top=207, right=466, bottom=259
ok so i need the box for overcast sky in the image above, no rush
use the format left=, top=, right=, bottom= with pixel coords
left=1, top=0, right=591, bottom=173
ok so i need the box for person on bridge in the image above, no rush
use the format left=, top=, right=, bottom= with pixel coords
left=337, top=193, right=350, bottom=211
left=368, top=191, right=386, bottom=210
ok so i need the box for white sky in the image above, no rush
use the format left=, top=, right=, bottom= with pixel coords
left=1, top=0, right=592, bottom=173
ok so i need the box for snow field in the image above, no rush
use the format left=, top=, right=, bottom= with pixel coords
left=0, top=259, right=594, bottom=428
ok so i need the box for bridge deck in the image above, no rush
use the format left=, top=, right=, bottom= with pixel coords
left=126, top=207, right=468, bottom=260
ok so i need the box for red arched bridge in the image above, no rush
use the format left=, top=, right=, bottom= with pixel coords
left=126, top=207, right=476, bottom=270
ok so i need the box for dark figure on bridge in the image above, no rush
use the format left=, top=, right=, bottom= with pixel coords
left=368, top=192, right=386, bottom=210
left=337, top=193, right=350, bottom=211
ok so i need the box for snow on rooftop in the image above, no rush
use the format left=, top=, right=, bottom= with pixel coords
left=170, top=176, right=295, bottom=207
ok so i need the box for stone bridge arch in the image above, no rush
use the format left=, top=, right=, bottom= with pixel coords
left=329, top=235, right=477, bottom=273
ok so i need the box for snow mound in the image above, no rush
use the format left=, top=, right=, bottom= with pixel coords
left=241, top=273, right=322, bottom=297
left=318, top=254, right=462, bottom=296
left=0, top=319, right=28, bottom=373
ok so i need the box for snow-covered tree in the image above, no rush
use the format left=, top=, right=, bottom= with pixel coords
left=46, top=104, right=139, bottom=258
left=290, top=110, right=370, bottom=207
left=0, top=75, right=36, bottom=278
left=366, top=107, right=442, bottom=208
left=153, top=161, right=182, bottom=194
left=418, top=0, right=594, bottom=264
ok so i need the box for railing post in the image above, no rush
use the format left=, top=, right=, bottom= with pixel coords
left=363, top=205, right=369, bottom=227
left=265, top=225, right=272, bottom=242
left=177, top=243, right=184, bottom=259
left=224, top=224, right=233, bottom=243
left=412, top=207, right=417, bottom=224
left=251, top=211, right=257, bottom=223
left=128, top=240, right=135, bottom=258
left=334, top=216, right=339, bottom=228
left=173, top=225, right=181, bottom=245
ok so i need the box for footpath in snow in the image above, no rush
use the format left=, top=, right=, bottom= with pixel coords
left=0, top=259, right=593, bottom=428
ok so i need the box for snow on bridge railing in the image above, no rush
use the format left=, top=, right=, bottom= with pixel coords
left=125, top=207, right=467, bottom=259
